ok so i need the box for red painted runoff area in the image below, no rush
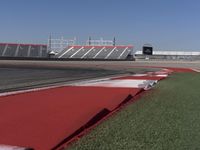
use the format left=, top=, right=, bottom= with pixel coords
left=0, top=86, right=141, bottom=150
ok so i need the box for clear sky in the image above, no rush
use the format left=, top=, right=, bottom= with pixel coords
left=0, top=0, right=200, bottom=50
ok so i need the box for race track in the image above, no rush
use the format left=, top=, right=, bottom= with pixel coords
left=0, top=60, right=199, bottom=150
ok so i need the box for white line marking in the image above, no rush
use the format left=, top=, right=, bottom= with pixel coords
left=0, top=144, right=27, bottom=150
left=2, top=44, right=8, bottom=56
left=93, top=47, right=105, bottom=58
left=105, top=47, right=116, bottom=59
left=155, top=74, right=168, bottom=77
left=76, top=79, right=157, bottom=90
left=118, top=47, right=128, bottom=59
left=132, top=74, right=148, bottom=76
left=192, top=69, right=200, bottom=73
left=81, top=47, right=95, bottom=58
left=0, top=85, right=64, bottom=97
left=70, top=47, right=84, bottom=58
left=14, top=45, right=20, bottom=56
left=58, top=47, right=74, bottom=58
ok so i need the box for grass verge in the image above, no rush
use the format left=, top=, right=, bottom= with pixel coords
left=68, top=73, right=200, bottom=150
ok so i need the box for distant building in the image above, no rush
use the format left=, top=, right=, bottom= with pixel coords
left=134, top=50, right=200, bottom=60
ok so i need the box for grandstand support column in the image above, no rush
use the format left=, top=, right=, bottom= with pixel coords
left=14, top=44, right=20, bottom=57
left=39, top=45, right=43, bottom=57
left=2, top=44, right=8, bottom=56
left=27, top=46, right=31, bottom=57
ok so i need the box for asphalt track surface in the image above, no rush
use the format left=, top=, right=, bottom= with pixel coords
left=0, top=60, right=164, bottom=93
left=0, top=67, right=125, bottom=93
left=0, top=60, right=200, bottom=70
left=0, top=60, right=199, bottom=93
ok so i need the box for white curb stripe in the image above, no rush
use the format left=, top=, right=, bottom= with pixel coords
left=0, top=144, right=29, bottom=150
left=192, top=69, right=200, bottom=73
left=76, top=79, right=158, bottom=90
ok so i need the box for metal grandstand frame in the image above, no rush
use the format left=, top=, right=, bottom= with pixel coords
left=48, top=36, right=76, bottom=53
left=86, top=38, right=114, bottom=46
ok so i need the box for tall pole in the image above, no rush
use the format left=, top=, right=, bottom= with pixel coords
left=48, top=33, right=52, bottom=52
left=113, top=37, right=116, bottom=46
left=89, top=36, right=91, bottom=45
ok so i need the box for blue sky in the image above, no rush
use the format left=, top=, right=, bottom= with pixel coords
left=0, top=0, right=200, bottom=50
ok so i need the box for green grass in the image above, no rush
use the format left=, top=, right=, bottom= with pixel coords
left=68, top=73, right=200, bottom=150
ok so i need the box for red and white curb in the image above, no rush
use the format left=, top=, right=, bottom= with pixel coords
left=0, top=144, right=32, bottom=150
left=0, top=69, right=170, bottom=98
left=74, top=79, right=157, bottom=90
left=73, top=69, right=170, bottom=90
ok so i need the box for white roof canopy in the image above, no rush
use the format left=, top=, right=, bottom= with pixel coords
left=135, top=51, right=200, bottom=56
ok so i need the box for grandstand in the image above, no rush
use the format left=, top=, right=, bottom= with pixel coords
left=0, top=43, right=48, bottom=58
left=135, top=50, right=200, bottom=60
left=55, top=45, right=133, bottom=60
left=0, top=37, right=134, bottom=60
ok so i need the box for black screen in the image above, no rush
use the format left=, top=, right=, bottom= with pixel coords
left=143, top=46, right=153, bottom=55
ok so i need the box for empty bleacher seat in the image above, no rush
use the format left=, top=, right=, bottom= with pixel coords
left=95, top=47, right=113, bottom=59
left=41, top=46, right=48, bottom=57
left=118, top=49, right=132, bottom=59
left=0, top=43, right=48, bottom=58
left=17, top=45, right=29, bottom=57
left=0, top=44, right=6, bottom=56
left=86, top=47, right=104, bottom=59
left=29, top=46, right=40, bottom=57
left=61, top=46, right=82, bottom=58
left=4, top=44, right=17, bottom=57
